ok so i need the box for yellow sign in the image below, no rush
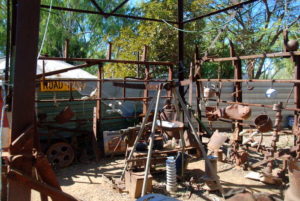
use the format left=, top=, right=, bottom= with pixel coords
left=40, top=80, right=74, bottom=92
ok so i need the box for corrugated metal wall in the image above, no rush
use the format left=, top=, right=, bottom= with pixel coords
left=188, top=82, right=295, bottom=130
left=36, top=89, right=135, bottom=139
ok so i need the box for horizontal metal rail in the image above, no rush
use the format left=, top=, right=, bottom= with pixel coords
left=35, top=96, right=172, bottom=102
left=203, top=51, right=300, bottom=62
left=36, top=79, right=172, bottom=82
left=38, top=56, right=176, bottom=66
left=197, top=78, right=300, bottom=83
left=207, top=98, right=300, bottom=112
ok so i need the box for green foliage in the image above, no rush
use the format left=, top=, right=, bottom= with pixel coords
left=0, top=0, right=299, bottom=80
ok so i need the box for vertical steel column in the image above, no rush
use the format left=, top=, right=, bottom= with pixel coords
left=63, top=39, right=69, bottom=58
left=230, top=41, right=243, bottom=132
left=293, top=55, right=300, bottom=158
left=9, top=1, right=41, bottom=201
left=178, top=0, right=184, bottom=99
left=97, top=63, right=104, bottom=158
left=194, top=46, right=202, bottom=134
left=167, top=65, right=173, bottom=98
left=142, top=45, right=149, bottom=114
left=4, top=0, right=11, bottom=89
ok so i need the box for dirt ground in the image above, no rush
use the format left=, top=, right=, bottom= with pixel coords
left=32, top=132, right=293, bottom=201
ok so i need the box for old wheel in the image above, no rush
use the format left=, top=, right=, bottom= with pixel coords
left=46, top=142, right=75, bottom=168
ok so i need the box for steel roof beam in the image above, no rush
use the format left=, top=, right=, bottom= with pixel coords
left=40, top=5, right=178, bottom=24
left=183, top=0, right=260, bottom=24
left=109, top=0, right=129, bottom=15
left=90, top=0, right=105, bottom=14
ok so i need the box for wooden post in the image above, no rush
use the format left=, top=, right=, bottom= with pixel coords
left=142, top=45, right=149, bottom=114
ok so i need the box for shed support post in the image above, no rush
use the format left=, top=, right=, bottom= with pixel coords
left=178, top=0, right=185, bottom=99
left=230, top=41, right=243, bottom=133
left=96, top=63, right=104, bottom=158
left=142, top=45, right=149, bottom=114
left=9, top=1, right=41, bottom=201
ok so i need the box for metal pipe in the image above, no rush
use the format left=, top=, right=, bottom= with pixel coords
left=36, top=79, right=172, bottom=82
left=35, top=96, right=172, bottom=102
left=183, top=0, right=259, bottom=24
left=202, top=51, right=300, bottom=62
left=206, top=98, right=300, bottom=112
left=178, top=0, right=185, bottom=99
left=197, top=78, right=300, bottom=83
left=141, top=86, right=162, bottom=196
left=38, top=56, right=176, bottom=65
left=173, top=88, right=224, bottom=196
left=120, top=96, right=157, bottom=180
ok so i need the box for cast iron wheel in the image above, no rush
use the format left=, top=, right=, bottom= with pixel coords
left=46, top=142, right=75, bottom=168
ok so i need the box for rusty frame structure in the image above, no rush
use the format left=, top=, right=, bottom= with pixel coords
left=2, top=0, right=299, bottom=200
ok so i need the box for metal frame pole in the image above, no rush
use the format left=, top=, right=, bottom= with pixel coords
left=9, top=1, right=41, bottom=201
left=178, top=0, right=185, bottom=99
left=120, top=97, right=157, bottom=179
left=172, top=87, right=224, bottom=196
left=141, top=85, right=162, bottom=196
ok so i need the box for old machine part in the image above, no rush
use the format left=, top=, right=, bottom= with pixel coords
left=166, top=156, right=177, bottom=192
left=203, top=87, right=216, bottom=98
left=202, top=155, right=219, bottom=191
left=264, top=103, right=282, bottom=175
left=285, top=159, right=300, bottom=201
left=157, top=120, right=184, bottom=139
left=223, top=104, right=251, bottom=121
left=254, top=115, right=273, bottom=133
left=207, top=130, right=227, bottom=151
left=54, top=106, right=75, bottom=124
left=286, top=40, right=299, bottom=52
left=46, top=142, right=75, bottom=168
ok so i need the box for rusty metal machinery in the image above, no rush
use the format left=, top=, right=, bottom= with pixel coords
left=46, top=142, right=75, bottom=168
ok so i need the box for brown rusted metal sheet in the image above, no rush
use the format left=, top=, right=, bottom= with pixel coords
left=7, top=170, right=78, bottom=201
left=9, top=1, right=41, bottom=200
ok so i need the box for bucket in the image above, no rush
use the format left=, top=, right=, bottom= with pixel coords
left=287, top=115, right=294, bottom=128
left=254, top=114, right=273, bottom=133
